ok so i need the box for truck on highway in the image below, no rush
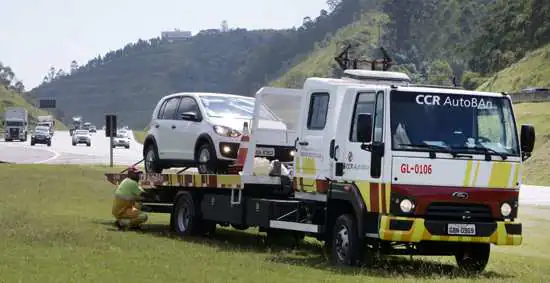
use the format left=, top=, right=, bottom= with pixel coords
left=37, top=115, right=55, bottom=136
left=3, top=107, right=28, bottom=142
left=104, top=49, right=536, bottom=273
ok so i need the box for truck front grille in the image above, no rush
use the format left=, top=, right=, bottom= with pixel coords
left=425, top=202, right=493, bottom=222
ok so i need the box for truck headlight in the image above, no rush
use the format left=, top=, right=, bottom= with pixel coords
left=213, top=125, right=241, bottom=137
left=500, top=202, right=512, bottom=217
left=290, top=150, right=295, bottom=156
left=400, top=199, right=415, bottom=213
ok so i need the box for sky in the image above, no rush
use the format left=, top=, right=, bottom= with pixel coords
left=0, top=0, right=329, bottom=90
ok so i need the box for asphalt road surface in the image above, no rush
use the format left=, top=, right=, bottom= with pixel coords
left=0, top=130, right=142, bottom=165
left=0, top=131, right=548, bottom=206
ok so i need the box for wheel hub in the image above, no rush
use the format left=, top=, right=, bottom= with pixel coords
left=198, top=147, right=210, bottom=172
left=177, top=205, right=190, bottom=232
left=335, top=226, right=350, bottom=262
left=145, top=149, right=155, bottom=171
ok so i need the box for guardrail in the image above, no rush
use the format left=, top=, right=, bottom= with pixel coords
left=510, top=90, right=550, bottom=103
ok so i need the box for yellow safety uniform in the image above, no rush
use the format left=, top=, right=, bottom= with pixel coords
left=112, top=177, right=148, bottom=227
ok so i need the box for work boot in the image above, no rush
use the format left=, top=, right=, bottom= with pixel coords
left=113, top=220, right=124, bottom=231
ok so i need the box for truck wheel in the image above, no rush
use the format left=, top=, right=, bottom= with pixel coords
left=331, top=214, right=363, bottom=266
left=455, top=243, right=490, bottom=273
left=144, top=144, right=163, bottom=173
left=72, top=142, right=76, bottom=146
left=87, top=142, right=91, bottom=147
left=47, top=142, right=51, bottom=147
left=196, top=142, right=217, bottom=174
left=171, top=192, right=200, bottom=237
left=30, top=141, right=35, bottom=146
left=125, top=145, right=130, bottom=149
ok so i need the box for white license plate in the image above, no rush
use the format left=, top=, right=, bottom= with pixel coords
left=255, top=147, right=275, bottom=157
left=447, top=224, right=476, bottom=236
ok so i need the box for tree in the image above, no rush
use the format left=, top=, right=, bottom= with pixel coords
left=70, top=60, right=79, bottom=73
left=221, top=20, right=229, bottom=32
left=11, top=80, right=25, bottom=93
left=427, top=60, right=454, bottom=86
left=327, top=0, right=342, bottom=11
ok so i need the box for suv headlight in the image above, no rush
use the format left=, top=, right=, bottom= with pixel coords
left=213, top=125, right=241, bottom=137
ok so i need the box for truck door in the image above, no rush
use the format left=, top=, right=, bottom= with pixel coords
left=295, top=90, right=332, bottom=179
left=332, top=88, right=387, bottom=185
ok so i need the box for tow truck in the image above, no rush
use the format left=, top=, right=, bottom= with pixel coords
left=104, top=46, right=536, bottom=273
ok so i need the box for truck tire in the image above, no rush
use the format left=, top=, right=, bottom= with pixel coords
left=455, top=243, right=490, bottom=273
left=30, top=141, right=35, bottom=146
left=47, top=141, right=51, bottom=147
left=87, top=142, right=91, bottom=147
left=171, top=192, right=200, bottom=237
left=331, top=214, right=363, bottom=266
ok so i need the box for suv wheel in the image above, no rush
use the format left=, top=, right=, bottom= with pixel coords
left=196, top=143, right=217, bottom=174
left=144, top=144, right=163, bottom=173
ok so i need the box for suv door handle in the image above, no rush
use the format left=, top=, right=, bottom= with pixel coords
left=171, top=125, right=176, bottom=129
left=298, top=141, right=309, bottom=146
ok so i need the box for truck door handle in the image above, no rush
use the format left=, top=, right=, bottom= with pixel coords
left=171, top=125, right=176, bottom=129
left=154, top=124, right=159, bottom=128
left=298, top=141, right=309, bottom=146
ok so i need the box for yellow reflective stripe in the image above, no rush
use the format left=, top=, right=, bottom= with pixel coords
left=463, top=160, right=473, bottom=186
left=471, top=161, right=481, bottom=187
left=488, top=162, right=513, bottom=188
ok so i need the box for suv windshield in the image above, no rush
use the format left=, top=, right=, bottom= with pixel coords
left=199, top=95, right=279, bottom=121
left=76, top=130, right=89, bottom=135
left=390, top=90, right=520, bottom=156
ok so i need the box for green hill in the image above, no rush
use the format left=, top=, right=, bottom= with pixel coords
left=514, top=102, right=550, bottom=185
left=477, top=44, right=550, bottom=92
left=0, top=86, right=66, bottom=130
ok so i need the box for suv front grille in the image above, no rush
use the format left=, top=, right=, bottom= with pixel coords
left=425, top=202, right=493, bottom=222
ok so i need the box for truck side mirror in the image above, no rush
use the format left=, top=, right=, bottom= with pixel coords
left=356, top=113, right=373, bottom=143
left=520, top=124, right=535, bottom=161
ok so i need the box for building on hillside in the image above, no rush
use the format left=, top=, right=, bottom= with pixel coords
left=161, top=29, right=192, bottom=42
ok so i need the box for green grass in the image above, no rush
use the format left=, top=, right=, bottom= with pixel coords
left=477, top=44, right=550, bottom=92
left=514, top=102, right=550, bottom=185
left=1, top=164, right=549, bottom=282
left=133, top=130, right=145, bottom=144
left=0, top=85, right=67, bottom=130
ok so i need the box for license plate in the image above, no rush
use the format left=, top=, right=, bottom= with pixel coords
left=447, top=223, right=476, bottom=235
left=255, top=147, right=275, bottom=157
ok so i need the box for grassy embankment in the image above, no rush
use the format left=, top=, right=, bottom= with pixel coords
left=0, top=164, right=549, bottom=282
left=0, top=85, right=67, bottom=130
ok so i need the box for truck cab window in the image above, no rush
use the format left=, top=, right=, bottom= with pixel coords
left=373, top=91, right=384, bottom=142
left=307, top=93, right=329, bottom=130
left=349, top=92, right=376, bottom=142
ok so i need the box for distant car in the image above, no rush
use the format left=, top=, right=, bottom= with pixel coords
left=112, top=133, right=130, bottom=149
left=30, top=126, right=52, bottom=147
left=72, top=129, right=92, bottom=146
left=142, top=92, right=292, bottom=174
left=521, top=87, right=550, bottom=94
left=89, top=125, right=97, bottom=133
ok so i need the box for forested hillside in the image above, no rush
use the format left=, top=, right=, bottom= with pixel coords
left=0, top=62, right=66, bottom=129
left=25, top=0, right=550, bottom=129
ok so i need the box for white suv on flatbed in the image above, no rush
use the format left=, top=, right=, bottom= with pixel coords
left=142, top=92, right=296, bottom=174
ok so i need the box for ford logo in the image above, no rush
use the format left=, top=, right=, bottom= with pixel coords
left=452, top=191, right=469, bottom=200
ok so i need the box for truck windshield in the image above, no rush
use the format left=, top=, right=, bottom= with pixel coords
left=5, top=121, right=24, bottom=127
left=200, top=96, right=279, bottom=121
left=390, top=90, right=520, bottom=156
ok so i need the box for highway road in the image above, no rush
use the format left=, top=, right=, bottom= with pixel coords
left=0, top=130, right=142, bottom=165
left=0, top=131, right=548, bottom=206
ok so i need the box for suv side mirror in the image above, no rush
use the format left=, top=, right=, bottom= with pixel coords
left=356, top=113, right=373, bottom=143
left=180, top=112, right=198, bottom=121
left=520, top=124, right=535, bottom=161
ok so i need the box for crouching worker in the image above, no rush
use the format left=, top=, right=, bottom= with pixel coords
left=112, top=166, right=149, bottom=230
